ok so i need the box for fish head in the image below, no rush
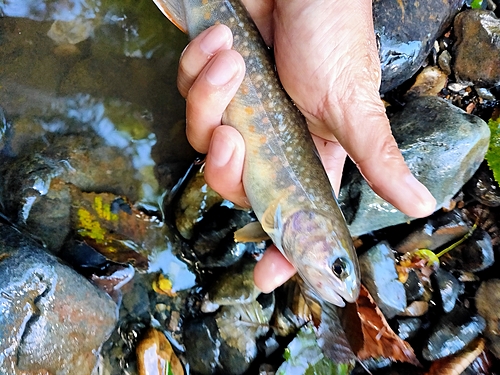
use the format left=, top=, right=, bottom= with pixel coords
left=281, top=210, right=360, bottom=307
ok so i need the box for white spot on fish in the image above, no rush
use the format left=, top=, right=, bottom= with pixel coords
left=244, top=31, right=249, bottom=37
left=229, top=17, right=235, bottom=23
left=268, top=102, right=274, bottom=108
left=286, top=147, right=292, bottom=152
left=220, top=5, right=227, bottom=12
left=238, top=22, right=244, bottom=27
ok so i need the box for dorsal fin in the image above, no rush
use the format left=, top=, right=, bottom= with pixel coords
left=152, top=0, right=188, bottom=34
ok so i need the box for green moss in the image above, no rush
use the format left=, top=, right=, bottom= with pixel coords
left=485, top=116, right=500, bottom=183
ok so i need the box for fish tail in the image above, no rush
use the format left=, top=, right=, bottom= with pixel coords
left=152, top=0, right=188, bottom=33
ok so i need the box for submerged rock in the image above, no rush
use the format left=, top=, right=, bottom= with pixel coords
left=374, top=0, right=463, bottom=92
left=359, top=241, right=407, bottom=318
left=340, top=96, right=490, bottom=236
left=453, top=10, right=500, bottom=87
left=0, top=224, right=117, bottom=374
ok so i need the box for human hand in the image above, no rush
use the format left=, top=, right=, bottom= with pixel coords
left=177, top=0, right=436, bottom=293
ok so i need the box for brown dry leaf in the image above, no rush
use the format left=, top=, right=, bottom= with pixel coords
left=356, top=285, right=420, bottom=366
left=426, top=338, right=489, bottom=375
left=70, top=189, right=166, bottom=269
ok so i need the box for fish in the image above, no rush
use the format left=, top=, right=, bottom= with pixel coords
left=152, top=0, right=361, bottom=306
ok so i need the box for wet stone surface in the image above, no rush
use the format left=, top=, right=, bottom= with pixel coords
left=359, top=241, right=407, bottom=319
left=453, top=10, right=500, bottom=87
left=0, top=224, right=117, bottom=375
left=340, top=96, right=490, bottom=236
left=374, top=0, right=463, bottom=92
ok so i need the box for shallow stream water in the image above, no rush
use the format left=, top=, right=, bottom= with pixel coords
left=0, top=0, right=194, bottom=191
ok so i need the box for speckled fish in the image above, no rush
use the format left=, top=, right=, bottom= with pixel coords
left=152, top=0, right=360, bottom=306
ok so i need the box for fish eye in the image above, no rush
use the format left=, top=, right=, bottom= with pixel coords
left=331, top=257, right=350, bottom=280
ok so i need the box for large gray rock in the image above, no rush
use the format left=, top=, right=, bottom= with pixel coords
left=0, top=224, right=117, bottom=375
left=340, top=96, right=490, bottom=236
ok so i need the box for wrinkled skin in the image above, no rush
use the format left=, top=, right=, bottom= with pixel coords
left=176, top=0, right=436, bottom=293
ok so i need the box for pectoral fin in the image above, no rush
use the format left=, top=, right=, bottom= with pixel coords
left=152, top=0, right=188, bottom=33
left=260, top=197, right=285, bottom=250
left=234, top=222, right=270, bottom=243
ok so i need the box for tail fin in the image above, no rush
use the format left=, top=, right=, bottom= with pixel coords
left=152, top=0, right=188, bottom=33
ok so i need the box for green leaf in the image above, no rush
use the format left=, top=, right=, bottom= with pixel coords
left=470, top=0, right=483, bottom=8
left=276, top=324, right=353, bottom=375
left=485, top=116, right=500, bottom=184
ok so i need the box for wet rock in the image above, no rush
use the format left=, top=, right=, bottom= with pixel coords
left=359, top=241, right=407, bottom=318
left=434, top=268, right=460, bottom=313
left=0, top=224, right=117, bottom=374
left=406, top=66, right=448, bottom=98
left=191, top=203, right=256, bottom=268
left=438, top=50, right=453, bottom=76
left=373, top=0, right=463, bottom=92
left=422, top=306, right=486, bottom=361
left=0, top=132, right=144, bottom=252
left=440, top=228, right=495, bottom=272
left=174, top=167, right=223, bottom=240
left=202, top=262, right=260, bottom=312
left=183, top=317, right=220, bottom=375
left=453, top=10, right=500, bottom=87
left=395, top=210, right=469, bottom=253
left=184, top=295, right=273, bottom=375
left=404, top=269, right=425, bottom=303
left=136, top=328, right=184, bottom=375
left=394, top=318, right=423, bottom=340
left=340, top=96, right=490, bottom=236
left=464, top=161, right=500, bottom=206
left=476, top=279, right=500, bottom=358
left=399, top=300, right=429, bottom=317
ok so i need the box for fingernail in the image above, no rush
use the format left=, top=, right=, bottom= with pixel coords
left=209, top=131, right=235, bottom=167
left=205, top=54, right=238, bottom=86
left=405, top=174, right=437, bottom=215
left=200, top=24, right=231, bottom=54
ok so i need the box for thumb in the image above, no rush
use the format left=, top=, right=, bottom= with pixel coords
left=314, top=92, right=436, bottom=218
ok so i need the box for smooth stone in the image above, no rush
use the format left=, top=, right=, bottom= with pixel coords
left=440, top=228, right=495, bottom=272
left=339, top=96, right=490, bottom=236
left=0, top=224, right=117, bottom=374
left=464, top=161, right=500, bottom=207
left=395, top=318, right=423, bottom=340
left=395, top=210, right=469, bottom=254
left=453, top=10, right=500, bottom=87
left=359, top=241, right=407, bottom=318
left=403, top=269, right=425, bottom=303
left=422, top=306, right=486, bottom=361
left=434, top=268, right=460, bottom=313
left=476, top=279, right=500, bottom=358
left=374, top=0, right=463, bottom=92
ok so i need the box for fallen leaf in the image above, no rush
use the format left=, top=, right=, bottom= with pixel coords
left=356, top=285, right=421, bottom=366
left=70, top=190, right=167, bottom=269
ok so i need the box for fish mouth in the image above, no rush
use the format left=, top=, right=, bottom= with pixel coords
left=301, top=265, right=360, bottom=307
